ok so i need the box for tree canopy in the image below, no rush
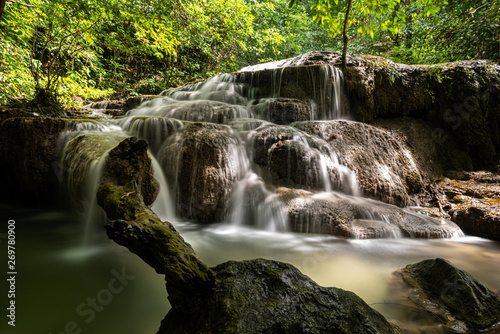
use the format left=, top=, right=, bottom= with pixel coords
left=0, top=0, right=498, bottom=108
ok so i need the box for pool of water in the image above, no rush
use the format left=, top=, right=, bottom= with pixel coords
left=2, top=204, right=500, bottom=333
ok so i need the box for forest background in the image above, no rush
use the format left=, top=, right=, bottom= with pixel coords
left=0, top=0, right=498, bottom=108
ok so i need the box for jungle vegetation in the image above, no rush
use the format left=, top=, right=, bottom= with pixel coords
left=0, top=0, right=498, bottom=108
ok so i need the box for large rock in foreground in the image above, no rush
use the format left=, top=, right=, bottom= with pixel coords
left=161, top=259, right=402, bottom=334
left=397, top=258, right=500, bottom=332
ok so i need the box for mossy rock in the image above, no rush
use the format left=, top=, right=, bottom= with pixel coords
left=400, top=258, right=500, bottom=330
left=161, top=258, right=402, bottom=334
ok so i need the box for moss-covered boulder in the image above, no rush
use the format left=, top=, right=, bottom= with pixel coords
left=398, top=258, right=500, bottom=331
left=160, top=258, right=402, bottom=334
left=96, top=137, right=158, bottom=220
left=97, top=137, right=215, bottom=312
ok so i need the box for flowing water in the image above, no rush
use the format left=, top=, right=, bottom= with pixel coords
left=3, top=64, right=500, bottom=333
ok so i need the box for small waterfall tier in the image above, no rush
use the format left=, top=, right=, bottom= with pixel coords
left=59, top=57, right=463, bottom=239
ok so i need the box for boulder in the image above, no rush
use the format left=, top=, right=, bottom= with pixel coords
left=397, top=258, right=500, bottom=332
left=449, top=202, right=500, bottom=241
left=97, top=137, right=214, bottom=312
left=294, top=120, right=424, bottom=207
left=252, top=98, right=313, bottom=124
left=249, top=123, right=341, bottom=192
left=96, top=137, right=159, bottom=220
left=158, top=122, right=245, bottom=223
left=433, top=172, right=500, bottom=240
left=237, top=51, right=500, bottom=171
left=277, top=188, right=462, bottom=239
left=160, top=259, right=402, bottom=334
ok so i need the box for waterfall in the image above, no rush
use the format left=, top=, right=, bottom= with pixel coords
left=57, top=123, right=127, bottom=245
left=58, top=58, right=463, bottom=239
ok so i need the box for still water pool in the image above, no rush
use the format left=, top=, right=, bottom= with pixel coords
left=2, top=204, right=499, bottom=334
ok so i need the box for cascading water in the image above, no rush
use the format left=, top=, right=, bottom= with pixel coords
left=57, top=122, right=126, bottom=245
left=58, top=120, right=175, bottom=243
left=61, top=60, right=463, bottom=239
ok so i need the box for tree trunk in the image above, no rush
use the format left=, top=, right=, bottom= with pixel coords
left=342, top=0, right=353, bottom=71
left=0, top=0, right=6, bottom=21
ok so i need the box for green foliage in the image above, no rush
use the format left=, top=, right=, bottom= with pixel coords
left=2, top=0, right=494, bottom=109
left=298, top=0, right=499, bottom=65
left=0, top=40, right=34, bottom=105
left=391, top=0, right=500, bottom=64
left=1, top=0, right=336, bottom=107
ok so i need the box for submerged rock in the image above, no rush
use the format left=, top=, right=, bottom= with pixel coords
left=397, top=258, right=500, bottom=332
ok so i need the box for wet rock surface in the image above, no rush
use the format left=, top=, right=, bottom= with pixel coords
left=396, top=258, right=500, bottom=332
left=295, top=120, right=424, bottom=207
left=97, top=137, right=159, bottom=220
left=161, top=258, right=402, bottom=334
left=97, top=137, right=215, bottom=312
left=84, top=96, right=156, bottom=117
left=239, top=51, right=500, bottom=171
left=252, top=98, right=313, bottom=124
left=277, top=188, right=462, bottom=239
left=432, top=172, right=500, bottom=240
left=159, top=122, right=244, bottom=223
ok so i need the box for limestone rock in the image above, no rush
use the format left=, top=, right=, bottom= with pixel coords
left=97, top=137, right=214, bottom=312
left=433, top=172, right=500, bottom=240
left=252, top=98, right=313, bottom=124
left=295, top=120, right=424, bottom=207
left=277, top=188, right=462, bottom=239
left=159, top=122, right=244, bottom=223
left=96, top=137, right=159, bottom=220
left=249, top=123, right=339, bottom=191
left=97, top=137, right=402, bottom=334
